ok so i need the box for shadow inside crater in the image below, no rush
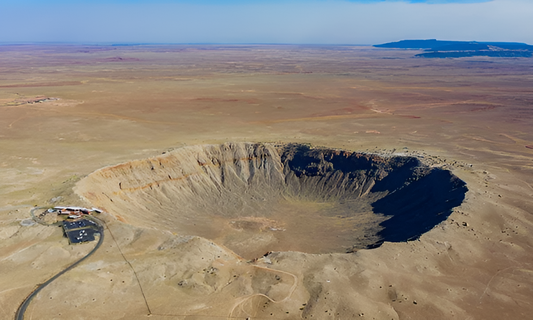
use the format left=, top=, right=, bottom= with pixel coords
left=372, top=168, right=467, bottom=245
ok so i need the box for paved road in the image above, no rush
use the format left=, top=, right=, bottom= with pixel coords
left=15, top=217, right=104, bottom=320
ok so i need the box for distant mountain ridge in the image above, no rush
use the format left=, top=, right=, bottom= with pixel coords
left=374, top=39, right=533, bottom=58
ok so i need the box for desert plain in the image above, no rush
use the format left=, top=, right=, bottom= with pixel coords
left=1, top=44, right=532, bottom=319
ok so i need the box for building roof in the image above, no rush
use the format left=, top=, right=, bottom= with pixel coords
left=65, top=228, right=97, bottom=244
left=62, top=218, right=100, bottom=244
left=63, top=219, right=97, bottom=231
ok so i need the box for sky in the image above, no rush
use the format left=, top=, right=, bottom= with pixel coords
left=1, top=0, right=532, bottom=44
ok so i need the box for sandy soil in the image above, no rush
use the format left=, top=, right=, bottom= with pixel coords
left=1, top=44, right=532, bottom=319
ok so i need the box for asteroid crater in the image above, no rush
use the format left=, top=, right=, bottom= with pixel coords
left=76, top=143, right=467, bottom=259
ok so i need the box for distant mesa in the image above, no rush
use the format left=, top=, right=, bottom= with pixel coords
left=374, top=39, right=533, bottom=50
left=375, top=39, right=533, bottom=58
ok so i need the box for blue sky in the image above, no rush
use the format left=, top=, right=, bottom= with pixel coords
left=1, top=0, right=532, bottom=44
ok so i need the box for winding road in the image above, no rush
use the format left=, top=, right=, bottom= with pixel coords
left=15, top=217, right=104, bottom=320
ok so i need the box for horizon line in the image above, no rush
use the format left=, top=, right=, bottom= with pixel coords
left=0, top=41, right=377, bottom=46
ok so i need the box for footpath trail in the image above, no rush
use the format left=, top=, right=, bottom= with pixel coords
left=15, top=217, right=104, bottom=320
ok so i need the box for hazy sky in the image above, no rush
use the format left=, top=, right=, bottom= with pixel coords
left=1, top=0, right=532, bottom=44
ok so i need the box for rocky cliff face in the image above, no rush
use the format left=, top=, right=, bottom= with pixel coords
left=75, top=143, right=467, bottom=258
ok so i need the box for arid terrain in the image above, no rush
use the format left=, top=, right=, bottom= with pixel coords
left=1, top=44, right=532, bottom=319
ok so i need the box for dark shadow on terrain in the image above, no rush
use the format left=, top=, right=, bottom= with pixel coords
left=372, top=169, right=468, bottom=243
left=370, top=157, right=421, bottom=193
